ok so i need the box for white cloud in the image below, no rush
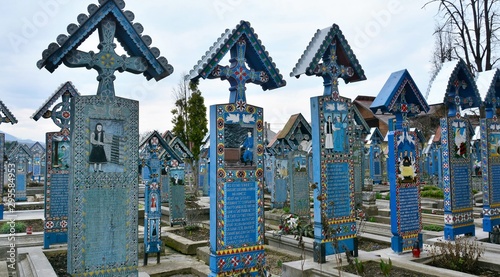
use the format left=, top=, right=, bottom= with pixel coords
left=0, top=0, right=438, bottom=141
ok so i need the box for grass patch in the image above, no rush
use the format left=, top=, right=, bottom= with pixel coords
left=423, top=224, right=444, bottom=232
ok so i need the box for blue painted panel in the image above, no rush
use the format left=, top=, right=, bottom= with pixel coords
left=289, top=152, right=310, bottom=217
left=15, top=173, right=27, bottom=201
left=225, top=181, right=257, bottom=246
left=441, top=118, right=475, bottom=239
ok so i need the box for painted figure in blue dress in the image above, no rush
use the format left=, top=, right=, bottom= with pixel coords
left=241, top=131, right=254, bottom=165
left=333, top=115, right=345, bottom=151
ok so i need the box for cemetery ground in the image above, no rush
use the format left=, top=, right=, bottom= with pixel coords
left=2, top=185, right=500, bottom=276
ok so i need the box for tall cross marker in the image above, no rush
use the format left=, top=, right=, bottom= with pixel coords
left=312, top=41, right=354, bottom=97
left=65, top=18, right=148, bottom=97
left=209, top=37, right=269, bottom=106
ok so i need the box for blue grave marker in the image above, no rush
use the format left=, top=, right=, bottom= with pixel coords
left=30, top=142, right=45, bottom=182
left=200, top=159, right=209, bottom=196
left=32, top=81, right=79, bottom=249
left=169, top=168, right=186, bottom=226
left=141, top=132, right=168, bottom=264
left=370, top=69, right=429, bottom=253
left=291, top=24, right=366, bottom=262
left=187, top=20, right=285, bottom=276
left=368, top=128, right=384, bottom=184
left=37, top=1, right=173, bottom=274
left=289, top=150, right=310, bottom=217
left=477, top=68, right=500, bottom=232
left=428, top=59, right=481, bottom=240
left=8, top=144, right=32, bottom=202
left=272, top=158, right=288, bottom=209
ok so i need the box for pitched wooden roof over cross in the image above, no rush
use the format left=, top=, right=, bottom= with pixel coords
left=37, top=0, right=173, bottom=98
left=291, top=24, right=365, bottom=97
left=186, top=20, right=286, bottom=106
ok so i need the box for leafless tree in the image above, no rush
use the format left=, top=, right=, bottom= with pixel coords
left=425, top=0, right=500, bottom=74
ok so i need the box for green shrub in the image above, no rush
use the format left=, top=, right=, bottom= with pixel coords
left=423, top=224, right=444, bottom=232
left=421, top=186, right=444, bottom=198
left=282, top=206, right=290, bottom=213
left=428, top=237, right=484, bottom=274
left=0, top=222, right=26, bottom=234
left=379, top=258, right=392, bottom=277
left=384, top=194, right=390, bottom=200
left=375, top=192, right=382, bottom=199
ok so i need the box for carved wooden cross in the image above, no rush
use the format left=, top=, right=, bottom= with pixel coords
left=445, top=79, right=473, bottom=117
left=313, top=41, right=354, bottom=97
left=64, top=17, right=148, bottom=97
left=208, top=37, right=269, bottom=110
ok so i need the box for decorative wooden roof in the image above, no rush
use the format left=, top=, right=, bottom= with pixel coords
left=37, top=0, right=173, bottom=88
left=7, top=142, right=32, bottom=160
left=370, top=69, right=429, bottom=116
left=31, top=81, right=80, bottom=130
left=139, top=130, right=183, bottom=163
left=290, top=24, right=365, bottom=92
left=352, top=104, right=370, bottom=135
left=426, top=59, right=481, bottom=115
left=186, top=20, right=286, bottom=94
left=167, top=136, right=193, bottom=160
left=275, top=113, right=312, bottom=151
left=476, top=68, right=500, bottom=113
left=365, top=127, right=384, bottom=144
left=0, top=100, right=17, bottom=125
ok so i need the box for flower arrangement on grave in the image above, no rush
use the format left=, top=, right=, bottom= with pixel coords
left=276, top=213, right=314, bottom=239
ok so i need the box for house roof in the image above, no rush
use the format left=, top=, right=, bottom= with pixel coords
left=365, top=127, right=383, bottom=144
left=370, top=69, right=429, bottom=116
left=186, top=20, right=286, bottom=92
left=290, top=23, right=365, bottom=83
left=0, top=100, right=17, bottom=125
left=37, top=0, right=173, bottom=82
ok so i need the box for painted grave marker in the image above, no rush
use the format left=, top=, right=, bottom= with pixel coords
left=187, top=20, right=285, bottom=276
left=140, top=131, right=172, bottom=264
left=289, top=150, right=310, bottom=217
left=371, top=69, right=429, bottom=252
left=32, top=81, right=79, bottom=248
left=273, top=158, right=288, bottom=209
left=291, top=24, right=366, bottom=262
left=169, top=168, right=186, bottom=226
left=37, top=1, right=173, bottom=274
left=368, top=128, right=384, bottom=184
left=477, top=68, right=500, bottom=232
left=427, top=59, right=481, bottom=240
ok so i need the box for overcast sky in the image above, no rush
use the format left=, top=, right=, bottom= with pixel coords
left=0, top=0, right=438, bottom=142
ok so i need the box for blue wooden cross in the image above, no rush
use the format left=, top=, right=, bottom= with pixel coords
left=208, top=37, right=269, bottom=108
left=445, top=79, right=474, bottom=117
left=312, top=41, right=355, bottom=97
left=64, top=18, right=148, bottom=97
